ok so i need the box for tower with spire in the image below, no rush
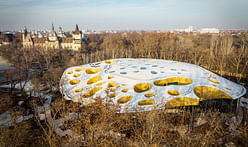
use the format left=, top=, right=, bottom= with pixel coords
left=24, top=26, right=27, bottom=37
left=47, top=24, right=60, bottom=48
left=22, top=26, right=34, bottom=48
left=72, top=24, right=82, bottom=50
left=49, top=24, right=58, bottom=40
left=57, top=26, right=66, bottom=38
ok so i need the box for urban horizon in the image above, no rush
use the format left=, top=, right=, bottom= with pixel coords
left=1, top=0, right=248, bottom=31
left=1, top=24, right=248, bottom=33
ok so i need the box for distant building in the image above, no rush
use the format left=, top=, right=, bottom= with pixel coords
left=184, top=26, right=193, bottom=33
left=22, top=26, right=34, bottom=48
left=199, top=28, right=219, bottom=34
left=173, top=26, right=194, bottom=33
left=22, top=24, right=84, bottom=51
left=71, top=24, right=83, bottom=50
left=0, top=32, right=13, bottom=46
left=172, top=26, right=220, bottom=34
left=37, top=32, right=44, bottom=38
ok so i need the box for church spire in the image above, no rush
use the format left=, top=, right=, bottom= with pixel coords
left=73, top=24, right=81, bottom=34
left=59, top=26, right=62, bottom=32
left=50, top=23, right=57, bottom=37
left=52, top=23, right=55, bottom=31
left=24, top=26, right=27, bottom=36
left=75, top=24, right=79, bottom=32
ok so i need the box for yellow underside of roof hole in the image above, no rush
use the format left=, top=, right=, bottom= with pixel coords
left=210, top=72, right=217, bottom=76
left=134, top=83, right=152, bottom=93
left=194, top=86, right=232, bottom=100
left=144, top=93, right=155, bottom=97
left=82, top=87, right=102, bottom=98
left=138, top=99, right=154, bottom=105
left=75, top=88, right=82, bottom=92
left=111, top=88, right=116, bottom=92
left=122, top=89, right=128, bottom=93
left=85, top=68, right=101, bottom=74
left=165, top=97, right=199, bottom=108
left=109, top=93, right=117, bottom=98
left=85, top=102, right=106, bottom=107
left=154, top=77, right=192, bottom=86
left=96, top=82, right=104, bottom=86
left=67, top=71, right=73, bottom=74
left=168, top=90, right=180, bottom=96
left=105, top=59, right=116, bottom=64
left=87, top=76, right=101, bottom=84
left=208, top=79, right=220, bottom=84
left=117, top=96, right=132, bottom=104
left=108, top=76, right=114, bottom=79
left=108, top=82, right=118, bottom=88
left=73, top=74, right=80, bottom=78
left=75, top=68, right=83, bottom=72
left=70, top=79, right=79, bottom=85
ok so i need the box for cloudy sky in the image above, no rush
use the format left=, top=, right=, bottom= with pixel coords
left=0, top=0, right=248, bottom=31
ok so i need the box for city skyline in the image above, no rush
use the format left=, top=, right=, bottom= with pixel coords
left=0, top=0, right=248, bottom=31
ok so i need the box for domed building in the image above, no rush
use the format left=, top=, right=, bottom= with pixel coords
left=60, top=58, right=247, bottom=113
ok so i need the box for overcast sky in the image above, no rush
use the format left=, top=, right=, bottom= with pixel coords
left=0, top=0, right=248, bottom=31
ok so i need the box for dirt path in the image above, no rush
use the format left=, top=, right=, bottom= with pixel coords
left=0, top=56, right=13, bottom=83
left=0, top=56, right=10, bottom=69
left=0, top=56, right=9, bottom=65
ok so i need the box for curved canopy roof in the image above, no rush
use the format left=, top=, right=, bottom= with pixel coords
left=60, top=58, right=246, bottom=113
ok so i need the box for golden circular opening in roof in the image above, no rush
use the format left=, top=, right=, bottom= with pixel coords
left=165, top=97, right=199, bottom=108
left=122, top=89, right=128, bottom=93
left=144, top=93, right=155, bottom=97
left=168, top=90, right=180, bottom=96
left=85, top=68, right=101, bottom=74
left=96, top=82, right=104, bottom=86
left=138, top=99, right=154, bottom=105
left=108, top=82, right=118, bottom=88
left=105, top=59, right=116, bottom=64
left=134, top=83, right=152, bottom=93
left=109, top=93, right=117, bottom=98
left=82, top=87, right=102, bottom=98
left=70, top=79, right=79, bottom=85
left=111, top=88, right=116, bottom=92
left=75, top=88, right=82, bottom=92
left=87, top=76, right=101, bottom=84
left=73, top=74, right=80, bottom=78
left=67, top=71, right=73, bottom=74
left=154, top=77, right=192, bottom=86
left=117, top=96, right=132, bottom=104
left=194, top=86, right=232, bottom=100
left=75, top=68, right=83, bottom=72
left=208, top=79, right=220, bottom=84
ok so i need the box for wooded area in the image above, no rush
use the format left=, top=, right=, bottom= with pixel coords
left=0, top=31, right=248, bottom=146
